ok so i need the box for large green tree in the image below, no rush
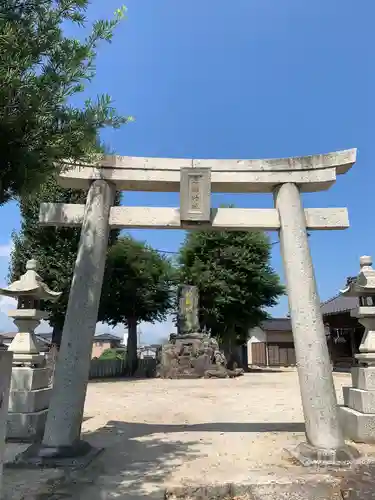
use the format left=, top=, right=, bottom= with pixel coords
left=0, top=0, right=131, bottom=204
left=178, top=229, right=284, bottom=352
left=9, top=174, right=121, bottom=347
left=100, top=236, right=176, bottom=375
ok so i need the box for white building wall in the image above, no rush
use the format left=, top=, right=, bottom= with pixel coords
left=247, top=327, right=267, bottom=365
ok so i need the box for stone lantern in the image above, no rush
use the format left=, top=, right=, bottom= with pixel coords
left=0, top=259, right=61, bottom=442
left=340, top=255, right=375, bottom=366
left=0, top=259, right=61, bottom=366
left=338, top=255, right=375, bottom=442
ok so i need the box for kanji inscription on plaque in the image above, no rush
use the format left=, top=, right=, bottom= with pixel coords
left=180, top=167, right=211, bottom=223
left=189, top=175, right=202, bottom=211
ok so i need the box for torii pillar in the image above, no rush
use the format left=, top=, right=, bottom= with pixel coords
left=22, top=149, right=359, bottom=466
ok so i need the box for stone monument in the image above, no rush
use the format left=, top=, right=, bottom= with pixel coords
left=339, top=256, right=375, bottom=442
left=157, top=284, right=243, bottom=379
left=0, top=259, right=61, bottom=442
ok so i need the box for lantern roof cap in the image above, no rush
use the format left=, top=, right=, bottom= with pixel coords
left=0, top=259, right=61, bottom=302
left=340, top=255, right=375, bottom=297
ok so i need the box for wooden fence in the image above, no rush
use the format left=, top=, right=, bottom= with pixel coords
left=89, top=358, right=125, bottom=379
left=89, top=358, right=157, bottom=379
left=134, top=358, right=157, bottom=378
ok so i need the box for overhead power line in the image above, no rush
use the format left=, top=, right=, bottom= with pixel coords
left=154, top=239, right=282, bottom=255
left=152, top=233, right=311, bottom=255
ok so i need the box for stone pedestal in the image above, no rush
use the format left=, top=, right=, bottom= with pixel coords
left=0, top=352, right=12, bottom=496
left=157, top=333, right=244, bottom=379
left=7, top=367, right=51, bottom=442
left=339, top=366, right=375, bottom=442
left=6, top=319, right=52, bottom=442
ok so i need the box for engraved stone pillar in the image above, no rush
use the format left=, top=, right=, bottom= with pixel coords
left=177, top=284, right=200, bottom=335
left=38, top=179, right=115, bottom=460
left=274, top=182, right=358, bottom=464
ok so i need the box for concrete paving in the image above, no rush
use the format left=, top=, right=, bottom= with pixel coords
left=3, top=369, right=375, bottom=499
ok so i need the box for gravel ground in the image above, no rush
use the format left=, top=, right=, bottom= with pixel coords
left=3, top=369, right=374, bottom=499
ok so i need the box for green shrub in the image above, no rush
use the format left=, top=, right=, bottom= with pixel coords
left=99, top=348, right=126, bottom=360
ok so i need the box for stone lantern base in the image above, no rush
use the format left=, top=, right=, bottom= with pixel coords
left=338, top=366, right=375, bottom=443
left=7, top=366, right=51, bottom=442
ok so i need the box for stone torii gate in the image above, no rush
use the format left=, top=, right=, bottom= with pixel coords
left=35, top=148, right=358, bottom=465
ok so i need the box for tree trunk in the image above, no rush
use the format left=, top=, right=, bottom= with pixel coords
left=51, top=325, right=63, bottom=350
left=125, top=317, right=138, bottom=376
left=222, top=334, right=241, bottom=369
left=222, top=335, right=233, bottom=358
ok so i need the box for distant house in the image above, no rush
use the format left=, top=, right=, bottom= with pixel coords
left=321, top=294, right=362, bottom=368
left=248, top=318, right=295, bottom=367
left=91, top=333, right=122, bottom=358
left=248, top=295, right=362, bottom=368
left=137, top=344, right=159, bottom=359
left=0, top=331, right=123, bottom=359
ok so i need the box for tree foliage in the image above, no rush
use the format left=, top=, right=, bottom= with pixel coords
left=178, top=229, right=284, bottom=349
left=99, top=348, right=126, bottom=360
left=100, top=236, right=176, bottom=375
left=9, top=174, right=121, bottom=346
left=0, top=0, right=132, bottom=203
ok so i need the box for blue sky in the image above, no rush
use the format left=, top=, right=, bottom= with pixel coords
left=0, top=0, right=373, bottom=343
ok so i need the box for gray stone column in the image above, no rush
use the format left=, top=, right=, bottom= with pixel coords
left=0, top=351, right=12, bottom=495
left=40, top=179, right=115, bottom=457
left=274, top=183, right=357, bottom=463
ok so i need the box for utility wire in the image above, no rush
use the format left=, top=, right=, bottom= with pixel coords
left=154, top=238, right=282, bottom=255
left=153, top=233, right=311, bottom=255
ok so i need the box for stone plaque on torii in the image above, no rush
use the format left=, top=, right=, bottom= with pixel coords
left=28, top=148, right=359, bottom=466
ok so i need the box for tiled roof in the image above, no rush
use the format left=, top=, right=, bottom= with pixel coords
left=261, top=294, right=358, bottom=332
left=94, top=333, right=122, bottom=342
left=0, top=333, right=16, bottom=340
left=37, top=332, right=53, bottom=340
left=320, top=294, right=358, bottom=316
left=261, top=318, right=292, bottom=331
left=36, top=335, right=52, bottom=345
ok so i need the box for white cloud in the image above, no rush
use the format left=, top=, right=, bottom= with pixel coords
left=0, top=238, right=177, bottom=345
left=0, top=296, right=53, bottom=334
left=0, top=241, right=13, bottom=258
left=138, top=315, right=176, bottom=344
left=0, top=295, right=17, bottom=332
left=0, top=237, right=176, bottom=344
left=0, top=295, right=16, bottom=311
left=0, top=293, right=176, bottom=347
left=95, top=316, right=177, bottom=345
left=35, top=320, right=53, bottom=334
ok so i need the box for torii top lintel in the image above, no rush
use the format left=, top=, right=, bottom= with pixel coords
left=58, top=148, right=356, bottom=193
